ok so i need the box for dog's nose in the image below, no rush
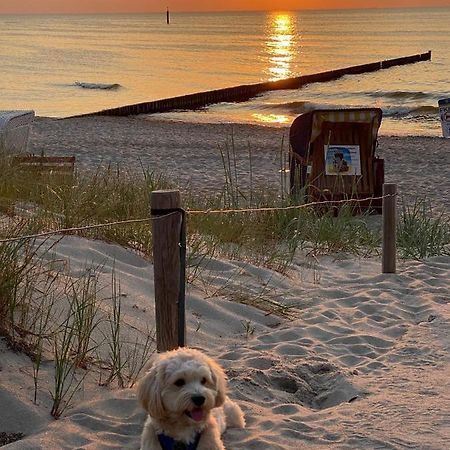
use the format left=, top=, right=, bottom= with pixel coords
left=191, top=395, right=205, bottom=406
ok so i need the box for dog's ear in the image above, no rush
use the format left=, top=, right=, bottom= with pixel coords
left=209, top=358, right=227, bottom=407
left=137, top=354, right=166, bottom=419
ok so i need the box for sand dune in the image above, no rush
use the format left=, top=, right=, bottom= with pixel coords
left=1, top=234, right=449, bottom=449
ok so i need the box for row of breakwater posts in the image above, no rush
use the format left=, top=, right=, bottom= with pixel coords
left=152, top=185, right=398, bottom=352
left=71, top=51, right=431, bottom=118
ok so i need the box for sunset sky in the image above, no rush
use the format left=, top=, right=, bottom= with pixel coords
left=0, top=0, right=448, bottom=14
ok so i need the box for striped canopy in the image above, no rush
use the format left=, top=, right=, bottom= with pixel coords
left=310, top=109, right=382, bottom=143
left=289, top=108, right=383, bottom=160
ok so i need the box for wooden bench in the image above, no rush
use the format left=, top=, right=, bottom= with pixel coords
left=12, top=155, right=75, bottom=173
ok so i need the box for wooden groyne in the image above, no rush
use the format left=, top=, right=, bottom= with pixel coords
left=73, top=51, right=431, bottom=118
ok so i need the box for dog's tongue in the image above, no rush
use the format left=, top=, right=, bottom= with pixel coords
left=190, top=408, right=204, bottom=422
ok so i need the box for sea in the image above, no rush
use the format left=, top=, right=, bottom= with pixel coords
left=0, top=7, right=449, bottom=136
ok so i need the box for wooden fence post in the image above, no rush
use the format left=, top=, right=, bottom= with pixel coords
left=151, top=190, right=186, bottom=352
left=382, top=183, right=397, bottom=274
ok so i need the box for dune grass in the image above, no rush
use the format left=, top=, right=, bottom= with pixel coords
left=0, top=152, right=171, bottom=254
left=186, top=137, right=381, bottom=275
left=397, top=198, right=450, bottom=259
left=1, top=142, right=448, bottom=293
left=0, top=153, right=165, bottom=417
left=2, top=142, right=449, bottom=294
left=1, top=147, right=383, bottom=267
left=0, top=219, right=155, bottom=418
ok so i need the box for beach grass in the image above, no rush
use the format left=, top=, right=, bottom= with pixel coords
left=0, top=152, right=172, bottom=253
left=397, top=198, right=450, bottom=259
left=1, top=144, right=448, bottom=276
left=0, top=237, right=155, bottom=417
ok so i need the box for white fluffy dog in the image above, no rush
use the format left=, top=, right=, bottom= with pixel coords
left=137, top=347, right=245, bottom=450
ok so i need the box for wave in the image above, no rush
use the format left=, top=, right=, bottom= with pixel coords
left=382, top=105, right=440, bottom=118
left=260, top=100, right=439, bottom=117
left=263, top=101, right=339, bottom=114
left=74, top=81, right=121, bottom=90
left=366, top=90, right=434, bottom=101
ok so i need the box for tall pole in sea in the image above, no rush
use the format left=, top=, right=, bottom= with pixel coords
left=166, top=7, right=170, bottom=25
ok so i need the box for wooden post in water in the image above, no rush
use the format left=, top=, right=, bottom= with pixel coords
left=382, top=183, right=397, bottom=274
left=151, top=190, right=185, bottom=352
left=166, top=7, right=170, bottom=25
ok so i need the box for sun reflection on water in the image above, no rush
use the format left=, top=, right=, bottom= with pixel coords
left=265, top=13, right=297, bottom=82
left=254, top=13, right=298, bottom=125
left=251, top=113, right=291, bottom=125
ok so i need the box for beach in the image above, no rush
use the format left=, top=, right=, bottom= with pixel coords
left=0, top=116, right=449, bottom=449
left=30, top=116, right=450, bottom=212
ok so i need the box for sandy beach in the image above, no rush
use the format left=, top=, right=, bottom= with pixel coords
left=0, top=116, right=449, bottom=449
left=29, top=116, right=450, bottom=213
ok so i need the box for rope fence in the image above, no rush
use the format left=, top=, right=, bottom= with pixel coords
left=0, top=193, right=396, bottom=244
left=0, top=186, right=398, bottom=352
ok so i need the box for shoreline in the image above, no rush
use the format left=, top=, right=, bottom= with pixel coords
left=39, top=114, right=445, bottom=139
left=35, top=114, right=447, bottom=141
left=30, top=116, right=450, bottom=214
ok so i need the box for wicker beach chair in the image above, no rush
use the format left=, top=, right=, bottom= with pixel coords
left=289, top=108, right=384, bottom=213
left=0, top=110, right=35, bottom=154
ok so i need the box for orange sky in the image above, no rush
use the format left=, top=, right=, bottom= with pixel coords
left=0, top=0, right=448, bottom=14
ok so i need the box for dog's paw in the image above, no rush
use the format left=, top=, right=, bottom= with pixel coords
left=224, top=398, right=246, bottom=428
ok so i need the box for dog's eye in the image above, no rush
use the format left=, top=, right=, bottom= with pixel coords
left=174, top=379, right=185, bottom=387
left=201, top=377, right=207, bottom=385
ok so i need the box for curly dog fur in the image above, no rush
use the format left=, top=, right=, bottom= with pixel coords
left=137, top=348, right=245, bottom=450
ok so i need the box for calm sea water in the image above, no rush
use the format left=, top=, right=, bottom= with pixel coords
left=0, top=8, right=449, bottom=136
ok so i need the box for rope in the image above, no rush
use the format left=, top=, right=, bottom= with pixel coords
left=186, top=194, right=395, bottom=215
left=0, top=194, right=395, bottom=244
left=0, top=214, right=171, bottom=244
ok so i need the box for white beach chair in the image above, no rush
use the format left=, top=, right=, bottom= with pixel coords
left=0, top=110, right=35, bottom=154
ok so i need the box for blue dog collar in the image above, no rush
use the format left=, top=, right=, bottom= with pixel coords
left=158, top=432, right=201, bottom=450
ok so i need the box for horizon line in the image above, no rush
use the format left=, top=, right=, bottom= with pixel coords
left=0, top=5, right=448, bottom=15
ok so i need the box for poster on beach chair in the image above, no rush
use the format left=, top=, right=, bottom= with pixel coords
left=324, top=145, right=361, bottom=176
